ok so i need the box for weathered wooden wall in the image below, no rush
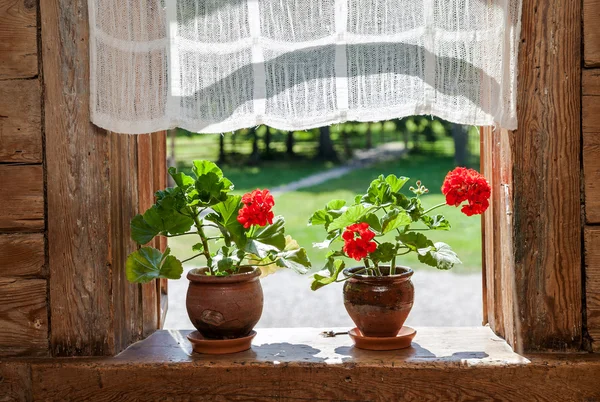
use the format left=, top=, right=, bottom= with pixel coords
left=0, top=0, right=47, bottom=357
left=483, top=0, right=583, bottom=353
left=0, top=0, right=167, bottom=357
left=584, top=0, right=600, bottom=352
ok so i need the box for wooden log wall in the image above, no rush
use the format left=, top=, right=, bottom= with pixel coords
left=0, top=0, right=48, bottom=357
left=482, top=0, right=583, bottom=352
left=0, top=0, right=167, bottom=357
left=584, top=0, right=600, bottom=353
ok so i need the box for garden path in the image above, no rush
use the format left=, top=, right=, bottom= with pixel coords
left=271, top=141, right=407, bottom=195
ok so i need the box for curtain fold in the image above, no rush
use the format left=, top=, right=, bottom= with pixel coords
left=89, top=0, right=522, bottom=134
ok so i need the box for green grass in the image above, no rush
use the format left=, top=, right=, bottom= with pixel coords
left=168, top=152, right=482, bottom=275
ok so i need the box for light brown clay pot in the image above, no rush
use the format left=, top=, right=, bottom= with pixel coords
left=343, top=266, right=414, bottom=337
left=186, top=267, right=263, bottom=339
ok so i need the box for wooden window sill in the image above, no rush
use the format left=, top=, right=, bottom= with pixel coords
left=2, top=327, right=600, bottom=400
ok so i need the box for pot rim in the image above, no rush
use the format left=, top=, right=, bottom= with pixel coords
left=187, top=266, right=261, bottom=283
left=343, top=265, right=413, bottom=282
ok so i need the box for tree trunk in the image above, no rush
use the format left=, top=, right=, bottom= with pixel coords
left=286, top=131, right=295, bottom=156
left=249, top=127, right=261, bottom=165
left=317, top=126, right=339, bottom=162
left=366, top=124, right=373, bottom=149
left=217, top=134, right=226, bottom=164
left=264, top=128, right=272, bottom=159
left=342, top=130, right=352, bottom=159
left=452, top=124, right=469, bottom=166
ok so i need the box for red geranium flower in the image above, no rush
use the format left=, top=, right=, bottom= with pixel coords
left=442, top=167, right=490, bottom=216
left=342, top=222, right=377, bottom=261
left=237, top=189, right=275, bottom=228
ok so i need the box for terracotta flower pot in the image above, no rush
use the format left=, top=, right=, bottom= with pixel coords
left=343, top=266, right=414, bottom=337
left=186, top=267, right=263, bottom=339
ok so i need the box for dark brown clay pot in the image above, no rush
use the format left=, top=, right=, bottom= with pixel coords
left=186, top=267, right=263, bottom=339
left=343, top=266, right=414, bottom=337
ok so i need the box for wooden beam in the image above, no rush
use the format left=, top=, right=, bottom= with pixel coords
left=584, top=0, right=600, bottom=67
left=484, top=0, right=583, bottom=351
left=0, top=0, right=38, bottom=79
left=0, top=233, right=45, bottom=277
left=583, top=69, right=600, bottom=95
left=0, top=362, right=32, bottom=401
left=0, top=278, right=48, bottom=357
left=585, top=227, right=600, bottom=351
left=0, top=165, right=44, bottom=232
left=583, top=95, right=600, bottom=134
left=0, top=79, right=42, bottom=163
left=3, top=328, right=597, bottom=400
left=41, top=0, right=115, bottom=356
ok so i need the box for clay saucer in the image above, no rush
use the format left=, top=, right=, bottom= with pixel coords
left=187, top=330, right=256, bottom=354
left=348, top=327, right=416, bottom=351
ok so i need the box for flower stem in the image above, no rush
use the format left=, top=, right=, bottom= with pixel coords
left=181, top=253, right=203, bottom=263
left=190, top=209, right=213, bottom=275
left=165, top=232, right=196, bottom=238
left=390, top=255, right=396, bottom=276
left=422, top=202, right=447, bottom=215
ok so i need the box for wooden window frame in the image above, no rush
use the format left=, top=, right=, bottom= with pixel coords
left=37, top=0, right=584, bottom=357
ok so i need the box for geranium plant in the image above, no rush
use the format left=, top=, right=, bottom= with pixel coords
left=125, top=160, right=311, bottom=283
left=308, top=167, right=490, bottom=290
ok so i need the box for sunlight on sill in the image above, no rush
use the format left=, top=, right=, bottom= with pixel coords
left=117, top=326, right=530, bottom=367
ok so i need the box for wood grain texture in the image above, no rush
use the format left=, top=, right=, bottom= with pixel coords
left=508, top=0, right=582, bottom=351
left=0, top=79, right=42, bottom=163
left=584, top=132, right=600, bottom=223
left=0, top=362, right=32, bottom=401
left=583, top=95, right=600, bottom=134
left=585, top=227, right=600, bottom=351
left=152, top=131, right=168, bottom=328
left=20, top=328, right=600, bottom=401
left=41, top=0, right=114, bottom=356
left=109, top=133, right=143, bottom=355
left=0, top=278, right=48, bottom=357
left=482, top=128, right=518, bottom=350
left=137, top=134, right=159, bottom=338
left=0, top=164, right=44, bottom=232
left=584, top=0, right=600, bottom=67
left=583, top=68, right=600, bottom=95
left=0, top=233, right=45, bottom=277
left=0, top=0, right=38, bottom=79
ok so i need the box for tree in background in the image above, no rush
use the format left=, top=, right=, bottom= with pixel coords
left=316, top=126, right=339, bottom=162
left=452, top=125, right=469, bottom=166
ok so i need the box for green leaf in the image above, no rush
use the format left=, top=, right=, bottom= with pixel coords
left=360, top=213, right=382, bottom=233
left=194, top=172, right=230, bottom=205
left=206, top=195, right=245, bottom=246
left=326, top=199, right=347, bottom=214
left=130, top=214, right=159, bottom=244
left=126, top=247, right=183, bottom=283
left=361, top=175, right=394, bottom=205
left=192, top=243, right=204, bottom=253
left=168, top=167, right=195, bottom=190
left=396, top=232, right=434, bottom=251
left=192, top=160, right=224, bottom=178
left=253, top=216, right=286, bottom=249
left=276, top=247, right=311, bottom=274
left=421, top=214, right=451, bottom=230
left=308, top=209, right=333, bottom=227
left=370, top=242, right=396, bottom=263
left=381, top=209, right=411, bottom=234
left=385, top=174, right=410, bottom=193
left=245, top=216, right=286, bottom=258
left=143, top=205, right=194, bottom=236
left=311, top=259, right=345, bottom=291
left=417, top=242, right=461, bottom=270
left=328, top=205, right=370, bottom=232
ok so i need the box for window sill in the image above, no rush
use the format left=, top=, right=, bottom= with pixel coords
left=3, top=327, right=600, bottom=400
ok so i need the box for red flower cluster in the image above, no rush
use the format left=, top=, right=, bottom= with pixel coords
left=342, top=223, right=377, bottom=261
left=441, top=167, right=491, bottom=216
left=237, top=189, right=275, bottom=228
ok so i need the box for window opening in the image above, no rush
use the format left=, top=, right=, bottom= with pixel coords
left=163, top=119, right=482, bottom=329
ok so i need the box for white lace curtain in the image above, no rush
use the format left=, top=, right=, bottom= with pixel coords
left=89, top=0, right=522, bottom=134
